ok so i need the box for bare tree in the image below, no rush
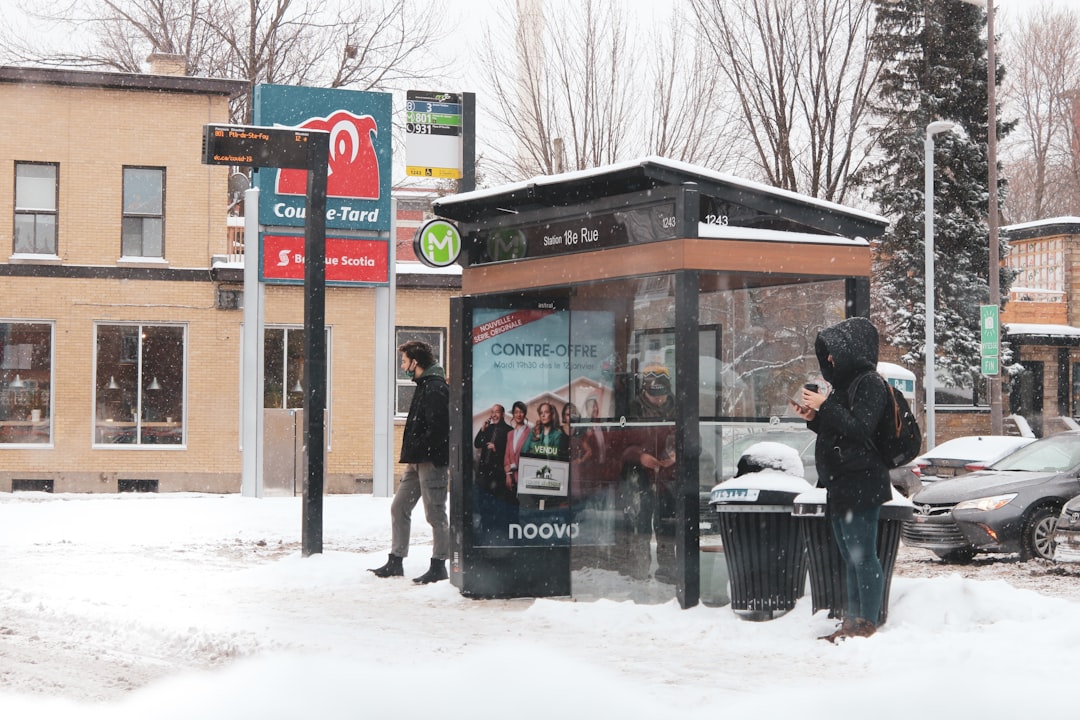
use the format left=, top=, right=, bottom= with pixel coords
left=688, top=0, right=881, bottom=203
left=476, top=0, right=741, bottom=183
left=7, top=0, right=451, bottom=123
left=1000, top=0, right=1080, bottom=223
left=645, top=4, right=750, bottom=172
left=476, top=0, right=634, bottom=180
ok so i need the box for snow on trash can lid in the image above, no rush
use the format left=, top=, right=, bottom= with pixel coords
left=734, top=441, right=805, bottom=479
left=792, top=487, right=916, bottom=519
left=709, top=469, right=815, bottom=506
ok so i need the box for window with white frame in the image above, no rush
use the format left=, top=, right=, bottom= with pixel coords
left=1, top=321, right=54, bottom=445
left=94, top=323, right=185, bottom=446
left=122, top=167, right=165, bottom=258
left=395, top=327, right=446, bottom=416
left=14, top=162, right=58, bottom=255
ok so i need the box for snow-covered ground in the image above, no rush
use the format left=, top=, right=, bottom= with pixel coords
left=2, top=491, right=1079, bottom=719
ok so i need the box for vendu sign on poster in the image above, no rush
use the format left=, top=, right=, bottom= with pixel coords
left=262, top=235, right=388, bottom=284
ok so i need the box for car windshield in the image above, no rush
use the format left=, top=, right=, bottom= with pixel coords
left=991, top=434, right=1080, bottom=473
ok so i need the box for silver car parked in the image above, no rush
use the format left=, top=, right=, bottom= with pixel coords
left=902, top=432, right=1080, bottom=562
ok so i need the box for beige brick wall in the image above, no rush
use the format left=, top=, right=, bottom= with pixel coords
left=0, top=82, right=231, bottom=268
left=1, top=73, right=457, bottom=493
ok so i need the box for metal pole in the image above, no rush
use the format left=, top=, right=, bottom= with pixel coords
left=241, top=186, right=264, bottom=497
left=925, top=121, right=957, bottom=451
left=301, top=134, right=330, bottom=557
left=924, top=132, right=937, bottom=452
left=372, top=198, right=397, bottom=498
left=987, top=3, right=1004, bottom=434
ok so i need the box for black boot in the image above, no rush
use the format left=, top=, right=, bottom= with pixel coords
left=368, top=553, right=404, bottom=578
left=412, top=558, right=448, bottom=584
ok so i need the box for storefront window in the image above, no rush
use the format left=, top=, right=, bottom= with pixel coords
left=264, top=327, right=306, bottom=409
left=0, top=321, right=53, bottom=445
left=95, top=324, right=184, bottom=446
left=263, top=327, right=333, bottom=411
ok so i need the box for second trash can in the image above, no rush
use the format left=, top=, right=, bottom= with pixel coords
left=793, top=487, right=914, bottom=625
left=709, top=442, right=815, bottom=620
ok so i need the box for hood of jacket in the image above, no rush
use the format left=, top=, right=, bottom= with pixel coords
left=814, top=317, right=878, bottom=391
left=414, top=363, right=446, bottom=384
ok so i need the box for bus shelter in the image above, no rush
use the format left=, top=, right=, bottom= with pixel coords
left=431, top=157, right=887, bottom=608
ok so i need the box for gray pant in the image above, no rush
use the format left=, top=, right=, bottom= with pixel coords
left=391, top=462, right=449, bottom=560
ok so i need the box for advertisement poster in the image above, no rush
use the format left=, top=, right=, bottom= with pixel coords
left=470, top=307, right=616, bottom=548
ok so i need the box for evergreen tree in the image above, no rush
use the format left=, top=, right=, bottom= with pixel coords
left=855, top=0, right=1014, bottom=388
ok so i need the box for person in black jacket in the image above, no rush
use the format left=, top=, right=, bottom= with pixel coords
left=792, top=316, right=890, bottom=641
left=369, top=340, right=450, bottom=584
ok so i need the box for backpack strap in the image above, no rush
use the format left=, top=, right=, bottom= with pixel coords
left=847, top=370, right=891, bottom=451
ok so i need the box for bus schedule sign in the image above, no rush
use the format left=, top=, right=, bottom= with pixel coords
left=202, top=124, right=325, bottom=170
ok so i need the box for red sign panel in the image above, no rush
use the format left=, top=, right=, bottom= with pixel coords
left=262, top=234, right=389, bottom=285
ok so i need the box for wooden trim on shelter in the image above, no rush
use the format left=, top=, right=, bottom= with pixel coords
left=461, top=237, right=870, bottom=295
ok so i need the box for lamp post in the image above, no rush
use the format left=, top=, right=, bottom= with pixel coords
left=925, top=120, right=958, bottom=451
left=959, top=0, right=1003, bottom=434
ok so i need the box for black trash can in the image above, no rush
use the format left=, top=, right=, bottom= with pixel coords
left=709, top=475, right=815, bottom=620
left=793, top=489, right=915, bottom=625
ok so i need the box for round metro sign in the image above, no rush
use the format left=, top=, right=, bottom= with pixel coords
left=413, top=219, right=463, bottom=267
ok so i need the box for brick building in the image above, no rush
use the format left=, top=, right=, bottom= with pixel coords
left=0, top=64, right=459, bottom=493
left=998, top=218, right=1080, bottom=436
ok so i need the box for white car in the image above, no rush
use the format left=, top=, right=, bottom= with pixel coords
left=913, top=435, right=1037, bottom=481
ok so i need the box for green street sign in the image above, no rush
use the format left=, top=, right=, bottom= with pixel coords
left=981, top=356, right=999, bottom=376
left=980, top=305, right=999, bottom=358
left=413, top=219, right=462, bottom=267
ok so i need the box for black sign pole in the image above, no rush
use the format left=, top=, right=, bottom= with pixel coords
left=460, top=92, right=476, bottom=193
left=301, top=134, right=330, bottom=558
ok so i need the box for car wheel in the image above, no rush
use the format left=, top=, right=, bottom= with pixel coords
left=1020, top=506, right=1058, bottom=561
left=933, top=548, right=975, bottom=564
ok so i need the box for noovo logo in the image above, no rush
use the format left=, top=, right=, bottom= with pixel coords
left=508, top=522, right=579, bottom=540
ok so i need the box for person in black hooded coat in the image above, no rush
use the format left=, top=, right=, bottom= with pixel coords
left=792, top=316, right=890, bottom=641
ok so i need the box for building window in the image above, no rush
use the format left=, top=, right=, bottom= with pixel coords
left=265, top=327, right=305, bottom=409
left=13, top=162, right=58, bottom=255
left=395, top=327, right=446, bottom=416
left=94, top=324, right=185, bottom=446
left=0, top=322, right=53, bottom=445
left=263, top=327, right=332, bottom=410
left=122, top=167, right=165, bottom=258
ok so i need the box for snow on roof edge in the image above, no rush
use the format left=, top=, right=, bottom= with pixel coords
left=439, top=156, right=887, bottom=226
left=1005, top=322, right=1080, bottom=336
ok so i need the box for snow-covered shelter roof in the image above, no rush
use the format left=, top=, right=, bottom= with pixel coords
left=433, top=156, right=887, bottom=240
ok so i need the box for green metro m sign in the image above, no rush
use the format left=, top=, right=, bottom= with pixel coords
left=414, top=219, right=462, bottom=267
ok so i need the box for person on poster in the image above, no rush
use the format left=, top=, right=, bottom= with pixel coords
left=521, top=402, right=567, bottom=461
left=369, top=340, right=450, bottom=584
left=474, top=403, right=513, bottom=503
left=582, top=395, right=606, bottom=465
left=518, top=401, right=568, bottom=511
left=503, top=401, right=531, bottom=493
left=620, top=364, right=677, bottom=583
left=560, top=401, right=587, bottom=463
left=792, top=316, right=890, bottom=641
